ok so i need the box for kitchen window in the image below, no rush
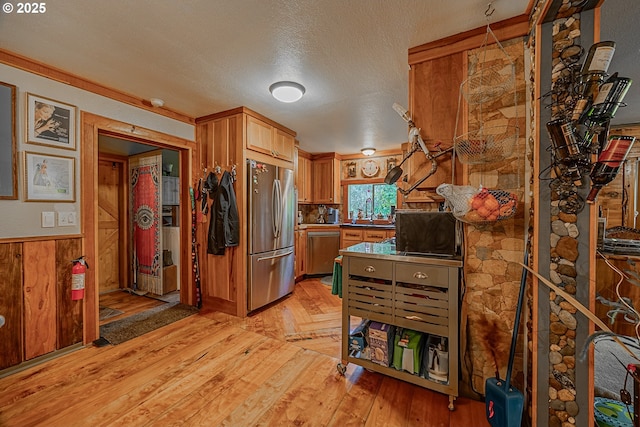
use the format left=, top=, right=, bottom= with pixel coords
left=347, top=183, right=397, bottom=219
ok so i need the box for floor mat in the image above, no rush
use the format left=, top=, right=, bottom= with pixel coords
left=99, top=306, right=124, bottom=321
left=320, top=276, right=333, bottom=286
left=99, top=302, right=199, bottom=345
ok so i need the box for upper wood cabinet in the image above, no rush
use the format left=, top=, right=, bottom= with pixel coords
left=401, top=53, right=462, bottom=195
left=312, top=154, right=341, bottom=204
left=295, top=148, right=312, bottom=203
left=246, top=115, right=295, bottom=162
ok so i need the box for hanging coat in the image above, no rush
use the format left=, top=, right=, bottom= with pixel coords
left=206, top=171, right=240, bottom=255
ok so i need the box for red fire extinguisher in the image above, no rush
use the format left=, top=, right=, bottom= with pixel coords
left=71, top=256, right=88, bottom=300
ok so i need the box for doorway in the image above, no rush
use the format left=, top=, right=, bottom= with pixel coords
left=81, top=111, right=194, bottom=344
left=97, top=136, right=182, bottom=328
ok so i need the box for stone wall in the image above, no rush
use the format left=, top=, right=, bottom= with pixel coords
left=459, top=36, right=528, bottom=396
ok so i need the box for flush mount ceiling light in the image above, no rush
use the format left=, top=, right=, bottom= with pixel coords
left=269, top=81, right=305, bottom=103
left=361, top=148, right=376, bottom=156
left=150, top=98, right=164, bottom=108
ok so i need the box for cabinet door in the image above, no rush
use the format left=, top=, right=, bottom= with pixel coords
left=404, top=53, right=463, bottom=192
left=0, top=243, right=23, bottom=370
left=295, top=229, right=307, bottom=278
left=297, top=155, right=312, bottom=203
left=273, top=128, right=295, bottom=161
left=312, top=158, right=340, bottom=204
left=246, top=115, right=273, bottom=156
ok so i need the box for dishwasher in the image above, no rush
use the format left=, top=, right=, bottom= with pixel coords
left=307, top=231, right=340, bottom=275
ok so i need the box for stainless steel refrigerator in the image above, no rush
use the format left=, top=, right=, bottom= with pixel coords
left=247, top=159, right=295, bottom=312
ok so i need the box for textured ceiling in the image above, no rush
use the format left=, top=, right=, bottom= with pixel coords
left=0, top=0, right=530, bottom=154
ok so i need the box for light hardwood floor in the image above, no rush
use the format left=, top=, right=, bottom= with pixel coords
left=0, top=278, right=488, bottom=427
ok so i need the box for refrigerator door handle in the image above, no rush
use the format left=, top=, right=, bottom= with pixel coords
left=272, top=179, right=279, bottom=237
left=257, top=249, right=294, bottom=262
left=275, top=179, right=283, bottom=237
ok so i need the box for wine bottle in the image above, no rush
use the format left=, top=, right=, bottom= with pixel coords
left=546, top=119, right=583, bottom=185
left=580, top=41, right=616, bottom=75
left=587, top=73, right=632, bottom=123
left=571, top=72, right=605, bottom=123
left=572, top=41, right=616, bottom=123
left=586, top=135, right=637, bottom=203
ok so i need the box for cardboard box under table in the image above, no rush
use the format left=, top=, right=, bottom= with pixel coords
left=368, top=321, right=395, bottom=366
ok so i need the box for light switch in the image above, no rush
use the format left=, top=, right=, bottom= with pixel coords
left=42, top=212, right=55, bottom=228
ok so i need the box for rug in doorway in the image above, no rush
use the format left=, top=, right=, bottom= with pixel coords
left=99, top=302, right=199, bottom=345
left=99, top=306, right=124, bottom=321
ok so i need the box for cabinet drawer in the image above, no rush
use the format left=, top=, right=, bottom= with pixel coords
left=395, top=263, right=450, bottom=288
left=364, top=230, right=387, bottom=242
left=348, top=257, right=393, bottom=280
left=342, top=229, right=363, bottom=239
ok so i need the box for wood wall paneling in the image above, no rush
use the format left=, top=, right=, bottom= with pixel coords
left=0, top=243, right=23, bottom=370
left=23, top=240, right=57, bottom=360
left=198, top=113, right=247, bottom=316
left=56, top=238, right=83, bottom=349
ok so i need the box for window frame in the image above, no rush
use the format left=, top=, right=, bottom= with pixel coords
left=341, top=178, right=402, bottom=220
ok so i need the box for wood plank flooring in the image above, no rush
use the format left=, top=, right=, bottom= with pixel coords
left=0, top=278, right=489, bottom=427
left=99, top=290, right=167, bottom=326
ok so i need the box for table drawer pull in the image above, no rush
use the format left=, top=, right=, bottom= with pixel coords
left=364, top=266, right=376, bottom=273
left=413, top=272, right=428, bottom=280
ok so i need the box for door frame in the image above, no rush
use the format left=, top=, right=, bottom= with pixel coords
left=81, top=112, right=195, bottom=344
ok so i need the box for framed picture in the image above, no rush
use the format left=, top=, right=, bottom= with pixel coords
left=24, top=151, right=75, bottom=202
left=0, top=82, right=17, bottom=199
left=26, top=93, right=77, bottom=150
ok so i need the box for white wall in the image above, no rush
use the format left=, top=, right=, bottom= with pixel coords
left=0, top=63, right=194, bottom=239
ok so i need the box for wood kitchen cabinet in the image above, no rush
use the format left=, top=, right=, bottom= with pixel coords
left=295, top=229, right=307, bottom=280
left=312, top=154, right=341, bottom=204
left=196, top=107, right=296, bottom=317
left=246, top=115, right=295, bottom=162
left=341, top=229, right=363, bottom=249
left=295, top=148, right=312, bottom=204
left=398, top=52, right=463, bottom=200
left=341, top=227, right=394, bottom=249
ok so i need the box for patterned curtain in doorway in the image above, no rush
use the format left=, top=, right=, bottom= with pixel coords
left=129, top=152, right=163, bottom=295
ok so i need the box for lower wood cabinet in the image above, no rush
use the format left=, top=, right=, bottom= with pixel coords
left=341, top=227, right=394, bottom=249
left=295, top=229, right=307, bottom=280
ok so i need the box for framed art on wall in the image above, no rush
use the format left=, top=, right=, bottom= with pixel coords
left=26, top=93, right=77, bottom=150
left=24, top=151, right=75, bottom=202
left=0, top=81, right=17, bottom=199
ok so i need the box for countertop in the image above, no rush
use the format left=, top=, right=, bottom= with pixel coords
left=296, top=223, right=394, bottom=230
left=339, top=241, right=463, bottom=268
